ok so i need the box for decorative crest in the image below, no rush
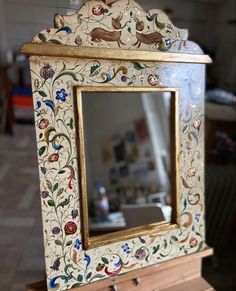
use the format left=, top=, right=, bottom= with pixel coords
left=33, top=0, right=190, bottom=53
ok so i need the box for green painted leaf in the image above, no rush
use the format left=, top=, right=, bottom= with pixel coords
left=153, top=244, right=160, bottom=254
left=38, top=91, right=47, bottom=97
left=40, top=167, right=47, bottom=175
left=77, top=274, right=83, bottom=282
left=139, top=237, right=146, bottom=244
left=49, top=39, right=62, bottom=45
left=160, top=253, right=168, bottom=257
left=90, top=64, right=100, bottom=77
left=104, top=8, right=109, bottom=13
left=133, top=62, right=145, bottom=70
left=57, top=188, right=64, bottom=196
left=38, top=32, right=46, bottom=43
left=170, top=236, right=178, bottom=243
left=53, top=183, right=59, bottom=192
left=66, top=240, right=72, bottom=246
left=102, top=257, right=109, bottom=264
left=39, top=146, right=46, bottom=156
left=39, top=133, right=43, bottom=139
left=58, top=170, right=66, bottom=174
left=146, top=14, right=157, bottom=21
left=164, top=239, right=168, bottom=249
left=67, top=117, right=73, bottom=129
left=48, top=200, right=55, bottom=207
left=86, top=272, right=92, bottom=280
left=46, top=179, right=53, bottom=190
left=128, top=27, right=131, bottom=33
left=155, top=17, right=165, bottom=29
left=55, top=239, right=63, bottom=246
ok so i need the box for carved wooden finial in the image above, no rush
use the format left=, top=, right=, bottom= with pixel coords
left=103, top=0, right=118, bottom=5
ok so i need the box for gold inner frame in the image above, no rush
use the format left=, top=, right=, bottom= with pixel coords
left=75, top=87, right=180, bottom=250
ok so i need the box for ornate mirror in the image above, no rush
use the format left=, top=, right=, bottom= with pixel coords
left=22, top=0, right=211, bottom=289
left=78, top=87, right=178, bottom=249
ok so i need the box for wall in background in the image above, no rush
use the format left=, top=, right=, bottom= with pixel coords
left=0, top=0, right=235, bottom=91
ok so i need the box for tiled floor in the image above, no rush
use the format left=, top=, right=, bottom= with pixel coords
left=1, top=124, right=236, bottom=290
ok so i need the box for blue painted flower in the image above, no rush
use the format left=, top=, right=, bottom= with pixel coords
left=56, top=88, right=68, bottom=102
left=165, top=38, right=172, bottom=46
left=71, top=209, right=78, bottom=219
left=195, top=213, right=201, bottom=222
left=121, top=243, right=130, bottom=253
left=74, top=239, right=82, bottom=250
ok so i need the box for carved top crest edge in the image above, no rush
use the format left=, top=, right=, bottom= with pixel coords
left=26, top=0, right=206, bottom=55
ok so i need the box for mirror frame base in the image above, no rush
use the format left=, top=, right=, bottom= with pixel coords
left=26, top=247, right=214, bottom=291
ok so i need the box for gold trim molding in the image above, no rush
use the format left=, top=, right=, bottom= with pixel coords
left=21, top=43, right=212, bottom=64
left=76, top=87, right=180, bottom=249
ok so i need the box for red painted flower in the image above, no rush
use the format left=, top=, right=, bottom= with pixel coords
left=64, top=221, right=77, bottom=235
left=38, top=118, right=49, bottom=129
left=92, top=5, right=104, bottom=16
left=48, top=153, right=59, bottom=163
left=148, top=74, right=159, bottom=86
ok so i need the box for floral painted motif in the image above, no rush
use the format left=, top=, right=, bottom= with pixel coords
left=56, top=89, right=68, bottom=102
left=26, top=1, right=207, bottom=290
left=64, top=221, right=77, bottom=235
left=29, top=54, right=206, bottom=291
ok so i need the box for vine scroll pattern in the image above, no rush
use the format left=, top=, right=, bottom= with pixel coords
left=30, top=55, right=206, bottom=290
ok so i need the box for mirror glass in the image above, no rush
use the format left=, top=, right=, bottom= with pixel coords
left=80, top=90, right=174, bottom=237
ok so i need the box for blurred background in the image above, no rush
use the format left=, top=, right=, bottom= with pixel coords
left=0, top=0, right=235, bottom=290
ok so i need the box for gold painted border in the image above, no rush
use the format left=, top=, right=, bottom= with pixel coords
left=75, top=87, right=180, bottom=250
left=21, top=43, right=212, bottom=64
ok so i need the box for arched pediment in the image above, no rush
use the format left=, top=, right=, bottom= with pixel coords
left=32, top=0, right=194, bottom=53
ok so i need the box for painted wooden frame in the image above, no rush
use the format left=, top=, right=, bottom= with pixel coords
left=22, top=0, right=211, bottom=290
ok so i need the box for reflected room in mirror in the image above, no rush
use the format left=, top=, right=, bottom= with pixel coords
left=77, top=88, right=178, bottom=247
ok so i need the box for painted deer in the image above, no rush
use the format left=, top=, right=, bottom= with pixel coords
left=133, top=16, right=163, bottom=48
left=90, top=14, right=125, bottom=47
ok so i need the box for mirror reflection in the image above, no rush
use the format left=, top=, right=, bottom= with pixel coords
left=81, top=91, right=174, bottom=236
